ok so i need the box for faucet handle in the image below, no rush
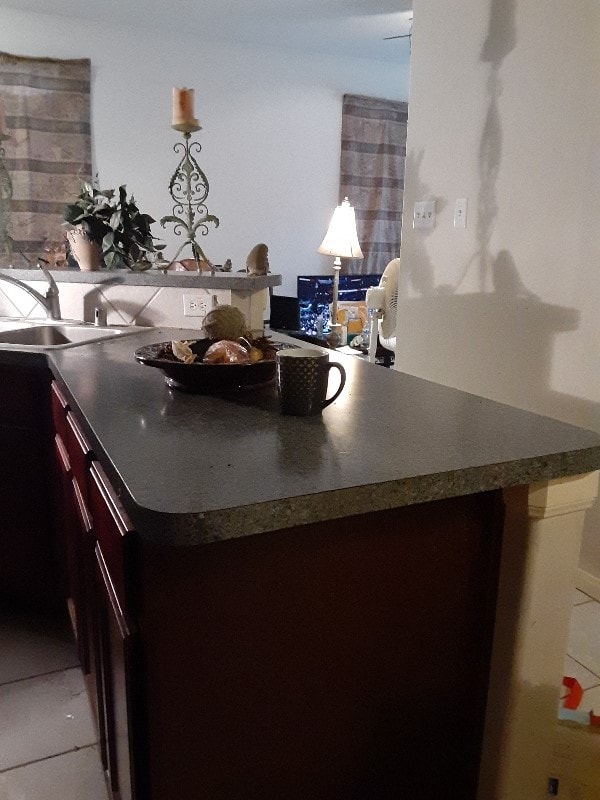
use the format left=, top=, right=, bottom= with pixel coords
left=36, top=258, right=59, bottom=294
left=36, top=258, right=61, bottom=320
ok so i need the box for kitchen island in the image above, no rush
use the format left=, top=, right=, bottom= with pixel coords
left=1, top=327, right=599, bottom=799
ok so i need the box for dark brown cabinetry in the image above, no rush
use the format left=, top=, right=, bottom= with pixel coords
left=137, top=494, right=502, bottom=800
left=50, top=381, right=139, bottom=800
left=89, top=461, right=139, bottom=800
left=0, top=362, right=59, bottom=610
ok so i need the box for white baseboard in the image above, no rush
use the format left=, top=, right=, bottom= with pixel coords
left=577, top=568, right=600, bottom=602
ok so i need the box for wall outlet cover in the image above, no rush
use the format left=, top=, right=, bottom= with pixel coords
left=413, top=200, right=436, bottom=229
left=183, top=294, right=207, bottom=317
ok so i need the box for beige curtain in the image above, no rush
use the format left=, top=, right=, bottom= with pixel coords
left=0, top=51, right=92, bottom=266
left=339, top=94, right=408, bottom=275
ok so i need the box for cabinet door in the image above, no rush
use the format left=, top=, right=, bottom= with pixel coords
left=72, top=476, right=94, bottom=676
left=89, top=461, right=139, bottom=800
left=50, top=380, right=69, bottom=442
left=94, top=542, right=135, bottom=800
left=66, top=410, right=93, bottom=507
left=52, top=430, right=98, bottom=679
left=0, top=365, right=58, bottom=610
left=52, top=434, right=78, bottom=636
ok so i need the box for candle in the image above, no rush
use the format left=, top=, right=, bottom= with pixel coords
left=172, top=87, right=198, bottom=128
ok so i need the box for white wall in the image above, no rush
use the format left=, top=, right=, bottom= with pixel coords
left=0, top=6, right=409, bottom=296
left=400, top=0, right=600, bottom=580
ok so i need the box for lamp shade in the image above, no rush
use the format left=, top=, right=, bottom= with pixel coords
left=317, top=198, right=363, bottom=259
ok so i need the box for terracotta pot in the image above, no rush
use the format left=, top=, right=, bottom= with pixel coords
left=66, top=227, right=102, bottom=271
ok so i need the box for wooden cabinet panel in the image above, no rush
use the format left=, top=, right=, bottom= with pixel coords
left=95, top=542, right=135, bottom=800
left=50, top=380, right=69, bottom=441
left=138, top=492, right=503, bottom=799
left=0, top=364, right=58, bottom=611
left=0, top=363, right=52, bottom=430
left=66, top=410, right=93, bottom=506
left=48, top=395, right=140, bottom=799
left=52, top=433, right=77, bottom=629
left=72, top=476, right=94, bottom=675
left=89, top=461, right=135, bottom=611
left=88, top=458, right=140, bottom=800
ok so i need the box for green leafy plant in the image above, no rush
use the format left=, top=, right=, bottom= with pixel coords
left=64, top=179, right=159, bottom=269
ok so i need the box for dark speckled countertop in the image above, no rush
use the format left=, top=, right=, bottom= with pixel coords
left=4, top=327, right=600, bottom=546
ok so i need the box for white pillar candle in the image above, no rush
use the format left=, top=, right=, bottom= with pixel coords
left=172, top=87, right=198, bottom=127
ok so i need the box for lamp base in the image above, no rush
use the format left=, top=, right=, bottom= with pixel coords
left=326, top=323, right=344, bottom=348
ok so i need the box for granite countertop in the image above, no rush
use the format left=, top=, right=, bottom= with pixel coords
left=0, top=267, right=281, bottom=291
left=2, top=325, right=586, bottom=547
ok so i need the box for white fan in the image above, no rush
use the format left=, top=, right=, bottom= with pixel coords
left=365, top=258, right=400, bottom=363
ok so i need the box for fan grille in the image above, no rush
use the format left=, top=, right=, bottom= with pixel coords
left=379, top=258, right=400, bottom=343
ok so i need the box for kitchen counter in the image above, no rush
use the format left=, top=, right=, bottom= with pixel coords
left=4, top=325, right=599, bottom=545
left=2, top=326, right=600, bottom=798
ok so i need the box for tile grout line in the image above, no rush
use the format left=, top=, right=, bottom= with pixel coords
left=582, top=682, right=600, bottom=692
left=566, top=653, right=600, bottom=681
left=0, top=663, right=81, bottom=689
left=0, top=743, right=99, bottom=774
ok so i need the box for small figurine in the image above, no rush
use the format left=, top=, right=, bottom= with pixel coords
left=222, top=258, right=232, bottom=272
left=245, top=243, right=269, bottom=275
left=154, top=251, right=169, bottom=273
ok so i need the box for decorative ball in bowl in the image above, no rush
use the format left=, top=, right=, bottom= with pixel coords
left=134, top=336, right=283, bottom=393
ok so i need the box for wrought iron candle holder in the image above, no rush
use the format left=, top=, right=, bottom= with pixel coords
left=0, top=133, right=13, bottom=264
left=160, top=122, right=219, bottom=273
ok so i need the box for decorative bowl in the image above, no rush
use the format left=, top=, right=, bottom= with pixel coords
left=134, top=340, right=280, bottom=393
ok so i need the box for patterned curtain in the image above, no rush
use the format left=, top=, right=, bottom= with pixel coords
left=0, top=51, right=92, bottom=266
left=339, top=94, right=408, bottom=275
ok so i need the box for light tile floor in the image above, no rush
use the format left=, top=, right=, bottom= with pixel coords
left=0, top=608, right=106, bottom=800
left=0, top=592, right=598, bottom=799
left=564, top=590, right=600, bottom=712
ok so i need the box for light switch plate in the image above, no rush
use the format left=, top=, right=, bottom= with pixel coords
left=413, top=200, right=436, bottom=229
left=454, top=198, right=468, bottom=228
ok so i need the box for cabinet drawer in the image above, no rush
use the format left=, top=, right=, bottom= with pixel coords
left=50, top=381, right=69, bottom=440
left=66, top=411, right=93, bottom=506
left=89, top=461, right=135, bottom=612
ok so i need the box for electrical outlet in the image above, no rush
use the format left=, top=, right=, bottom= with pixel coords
left=413, top=199, right=435, bottom=229
left=183, top=294, right=207, bottom=317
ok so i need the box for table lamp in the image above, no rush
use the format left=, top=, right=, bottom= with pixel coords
left=317, top=197, right=363, bottom=347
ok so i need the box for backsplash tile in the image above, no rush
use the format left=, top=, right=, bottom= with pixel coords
left=98, top=284, right=160, bottom=326
left=0, top=277, right=268, bottom=331
left=0, top=282, right=38, bottom=318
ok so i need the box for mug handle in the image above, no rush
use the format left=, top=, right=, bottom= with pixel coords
left=322, top=362, right=346, bottom=409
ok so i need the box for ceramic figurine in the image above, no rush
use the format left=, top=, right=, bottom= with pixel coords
left=246, top=243, right=269, bottom=275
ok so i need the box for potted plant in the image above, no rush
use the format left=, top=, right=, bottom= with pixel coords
left=64, top=179, right=160, bottom=270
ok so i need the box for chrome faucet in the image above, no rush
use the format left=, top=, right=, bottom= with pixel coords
left=0, top=261, right=61, bottom=320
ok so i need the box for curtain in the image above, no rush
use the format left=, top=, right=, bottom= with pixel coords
left=339, top=94, right=408, bottom=275
left=0, top=51, right=92, bottom=266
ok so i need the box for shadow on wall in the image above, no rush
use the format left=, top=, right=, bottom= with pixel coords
left=395, top=284, right=579, bottom=413
left=397, top=0, right=600, bottom=432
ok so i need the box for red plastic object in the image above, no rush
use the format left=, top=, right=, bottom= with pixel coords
left=562, top=676, right=583, bottom=710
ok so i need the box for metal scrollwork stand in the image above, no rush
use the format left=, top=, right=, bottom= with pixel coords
left=0, top=133, right=14, bottom=266
left=160, top=122, right=219, bottom=274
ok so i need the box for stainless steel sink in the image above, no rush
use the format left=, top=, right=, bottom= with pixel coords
left=0, top=319, right=149, bottom=350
